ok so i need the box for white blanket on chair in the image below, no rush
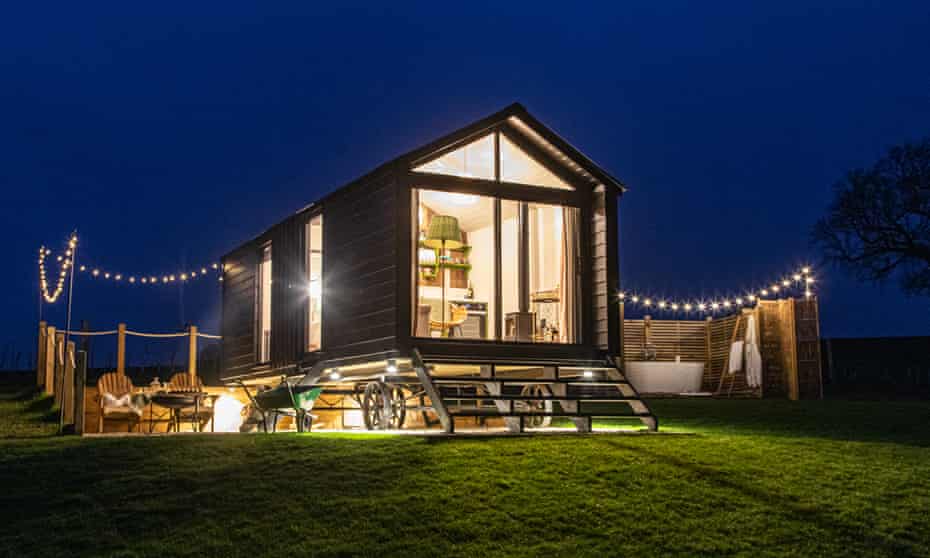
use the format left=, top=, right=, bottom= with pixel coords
left=101, top=393, right=144, bottom=416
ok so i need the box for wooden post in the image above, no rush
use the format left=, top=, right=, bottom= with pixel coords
left=618, top=302, right=625, bottom=363
left=643, top=314, right=652, bottom=347
left=42, top=325, right=56, bottom=394
left=36, top=321, right=47, bottom=388
left=188, top=325, right=198, bottom=383
left=704, top=316, right=713, bottom=379
left=784, top=301, right=799, bottom=401
left=62, top=341, right=75, bottom=426
left=117, top=323, right=126, bottom=375
left=54, top=331, right=65, bottom=405
left=74, top=350, right=87, bottom=435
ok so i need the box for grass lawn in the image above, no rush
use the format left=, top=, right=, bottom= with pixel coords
left=1, top=382, right=929, bottom=557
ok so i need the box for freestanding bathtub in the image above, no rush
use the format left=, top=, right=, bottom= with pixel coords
left=624, top=361, right=706, bottom=394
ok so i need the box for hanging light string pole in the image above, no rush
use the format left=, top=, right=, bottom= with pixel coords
left=57, top=232, right=78, bottom=434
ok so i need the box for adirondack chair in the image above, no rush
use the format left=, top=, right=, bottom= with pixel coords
left=96, top=372, right=141, bottom=433
left=166, top=372, right=215, bottom=431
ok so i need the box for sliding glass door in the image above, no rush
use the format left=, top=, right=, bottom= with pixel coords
left=415, top=189, right=579, bottom=344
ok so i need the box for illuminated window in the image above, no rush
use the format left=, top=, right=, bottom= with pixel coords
left=499, top=135, right=573, bottom=190
left=414, top=190, right=578, bottom=343
left=413, top=134, right=495, bottom=180
left=306, top=215, right=323, bottom=351
left=413, top=132, right=574, bottom=190
left=257, top=245, right=272, bottom=362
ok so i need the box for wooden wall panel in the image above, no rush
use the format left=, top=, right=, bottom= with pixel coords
left=270, top=214, right=309, bottom=370
left=221, top=247, right=257, bottom=379
left=592, top=186, right=610, bottom=350
left=321, top=169, right=398, bottom=360
left=794, top=297, right=823, bottom=399
left=758, top=300, right=797, bottom=399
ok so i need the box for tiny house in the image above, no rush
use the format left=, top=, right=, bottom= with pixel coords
left=220, top=103, right=656, bottom=432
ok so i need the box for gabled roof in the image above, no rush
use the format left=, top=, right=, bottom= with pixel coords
left=399, top=102, right=627, bottom=193
left=225, top=103, right=625, bottom=258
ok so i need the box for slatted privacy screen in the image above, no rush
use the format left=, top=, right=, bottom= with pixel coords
left=622, top=319, right=707, bottom=362
left=622, top=311, right=760, bottom=397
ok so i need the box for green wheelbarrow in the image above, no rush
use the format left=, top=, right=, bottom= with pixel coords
left=238, top=377, right=323, bottom=433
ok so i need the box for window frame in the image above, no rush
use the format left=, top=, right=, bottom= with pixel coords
left=411, top=188, right=586, bottom=346
left=255, top=242, right=272, bottom=364
left=305, top=212, right=324, bottom=353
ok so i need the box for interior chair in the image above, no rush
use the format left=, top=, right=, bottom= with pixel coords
left=430, top=304, right=469, bottom=337
left=416, top=304, right=432, bottom=337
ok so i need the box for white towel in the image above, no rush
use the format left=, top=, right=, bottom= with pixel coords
left=744, top=314, right=763, bottom=388
left=728, top=341, right=744, bottom=374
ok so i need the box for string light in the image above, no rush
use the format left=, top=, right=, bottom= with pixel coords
left=37, top=235, right=78, bottom=303
left=38, top=235, right=224, bottom=303
left=618, top=265, right=817, bottom=315
left=74, top=258, right=222, bottom=286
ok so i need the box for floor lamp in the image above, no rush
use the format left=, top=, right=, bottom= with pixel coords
left=424, top=215, right=462, bottom=335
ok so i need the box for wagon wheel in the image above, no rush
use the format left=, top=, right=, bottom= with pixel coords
left=520, top=384, right=552, bottom=429
left=388, top=387, right=406, bottom=429
left=362, top=382, right=406, bottom=430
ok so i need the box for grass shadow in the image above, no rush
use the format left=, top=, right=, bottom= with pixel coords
left=0, top=434, right=430, bottom=557
left=600, top=437, right=923, bottom=557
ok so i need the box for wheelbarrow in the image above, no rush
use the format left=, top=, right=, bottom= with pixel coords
left=237, top=377, right=323, bottom=433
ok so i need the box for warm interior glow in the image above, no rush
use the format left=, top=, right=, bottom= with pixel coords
left=306, top=215, right=323, bottom=351
left=414, top=134, right=495, bottom=179
left=258, top=245, right=272, bottom=362
left=415, top=190, right=578, bottom=343
left=413, top=131, right=574, bottom=191
left=499, top=134, right=573, bottom=190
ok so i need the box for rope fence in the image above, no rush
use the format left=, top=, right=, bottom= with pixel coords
left=59, top=329, right=221, bottom=338
left=38, top=321, right=223, bottom=394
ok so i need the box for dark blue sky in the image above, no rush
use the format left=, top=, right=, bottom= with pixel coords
left=3, top=2, right=929, bottom=363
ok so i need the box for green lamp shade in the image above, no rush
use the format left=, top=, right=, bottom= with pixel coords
left=424, top=215, right=463, bottom=250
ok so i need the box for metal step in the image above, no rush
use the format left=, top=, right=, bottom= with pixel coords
left=411, top=349, right=659, bottom=434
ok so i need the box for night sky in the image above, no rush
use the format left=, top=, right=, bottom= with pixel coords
left=3, top=2, right=929, bottom=366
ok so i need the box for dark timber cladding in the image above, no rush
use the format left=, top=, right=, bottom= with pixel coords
left=321, top=166, right=398, bottom=360
left=219, top=103, right=628, bottom=381
left=220, top=245, right=257, bottom=378
left=269, top=212, right=308, bottom=370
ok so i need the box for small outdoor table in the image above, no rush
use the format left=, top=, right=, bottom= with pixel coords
left=148, top=391, right=215, bottom=433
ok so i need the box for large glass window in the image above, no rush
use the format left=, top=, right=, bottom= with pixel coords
left=413, top=131, right=574, bottom=191
left=258, top=244, right=272, bottom=362
left=499, top=135, right=573, bottom=190
left=529, top=203, right=579, bottom=343
left=306, top=214, right=323, bottom=351
left=415, top=191, right=578, bottom=343
left=413, top=134, right=495, bottom=180
left=415, top=190, right=495, bottom=340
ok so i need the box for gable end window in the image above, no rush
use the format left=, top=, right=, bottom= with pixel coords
left=413, top=131, right=573, bottom=191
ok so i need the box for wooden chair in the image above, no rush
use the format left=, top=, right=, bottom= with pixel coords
left=430, top=304, right=468, bottom=337
left=167, top=372, right=203, bottom=392
left=96, top=372, right=140, bottom=433
left=415, top=304, right=432, bottom=337
left=167, top=373, right=215, bottom=431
